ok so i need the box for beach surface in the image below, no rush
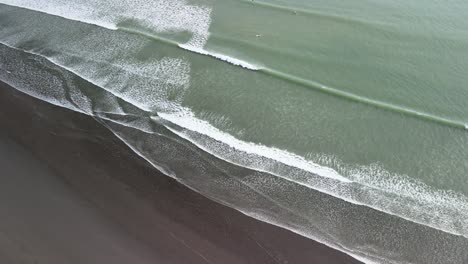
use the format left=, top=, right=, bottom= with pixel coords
left=0, top=81, right=361, bottom=264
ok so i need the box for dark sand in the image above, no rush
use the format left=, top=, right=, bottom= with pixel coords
left=0, top=81, right=361, bottom=264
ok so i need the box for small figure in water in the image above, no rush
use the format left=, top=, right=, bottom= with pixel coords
left=256, top=34, right=262, bottom=38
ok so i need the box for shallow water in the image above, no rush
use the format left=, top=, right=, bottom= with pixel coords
left=1, top=1, right=468, bottom=263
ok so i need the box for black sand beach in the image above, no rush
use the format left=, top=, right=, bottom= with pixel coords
left=0, top=81, right=361, bottom=264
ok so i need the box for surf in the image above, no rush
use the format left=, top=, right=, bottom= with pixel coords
left=2, top=3, right=468, bottom=238
left=3, top=39, right=468, bottom=264
left=1, top=2, right=467, bottom=131
left=4, top=37, right=468, bottom=240
left=2, top=2, right=468, bottom=263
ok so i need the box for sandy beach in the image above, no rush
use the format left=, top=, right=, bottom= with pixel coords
left=0, top=81, right=361, bottom=263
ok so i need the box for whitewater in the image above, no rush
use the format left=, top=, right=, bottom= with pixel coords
left=1, top=1, right=468, bottom=263
left=2, top=1, right=466, bottom=130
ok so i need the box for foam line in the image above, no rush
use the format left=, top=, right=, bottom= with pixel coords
left=0, top=0, right=211, bottom=47
left=98, top=117, right=380, bottom=264
left=157, top=111, right=352, bottom=183
left=5, top=38, right=468, bottom=239
left=1, top=2, right=466, bottom=130
left=2, top=43, right=167, bottom=120
left=3, top=41, right=468, bottom=263
left=155, top=110, right=468, bottom=239
left=118, top=27, right=260, bottom=70
left=179, top=44, right=261, bottom=70
left=120, top=25, right=468, bottom=130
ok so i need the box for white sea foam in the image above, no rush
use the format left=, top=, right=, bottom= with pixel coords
left=3, top=40, right=468, bottom=263
left=0, top=0, right=212, bottom=47
left=3, top=4, right=468, bottom=240
left=0, top=76, right=88, bottom=115
left=0, top=45, right=92, bottom=115
left=97, top=114, right=383, bottom=264
left=0, top=34, right=191, bottom=113
left=0, top=0, right=265, bottom=72
left=156, top=108, right=468, bottom=239
left=1, top=0, right=266, bottom=72
left=157, top=110, right=351, bottom=183
left=2, top=3, right=468, bottom=262
left=179, top=44, right=261, bottom=70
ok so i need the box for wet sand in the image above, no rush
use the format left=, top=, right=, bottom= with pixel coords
left=0, top=81, right=361, bottom=264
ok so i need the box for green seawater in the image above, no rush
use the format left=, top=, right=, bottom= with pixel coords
left=188, top=0, right=468, bottom=194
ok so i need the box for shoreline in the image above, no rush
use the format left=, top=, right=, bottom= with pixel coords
left=0, top=81, right=361, bottom=263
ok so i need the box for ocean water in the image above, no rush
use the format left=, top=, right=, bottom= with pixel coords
left=1, top=1, right=468, bottom=263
